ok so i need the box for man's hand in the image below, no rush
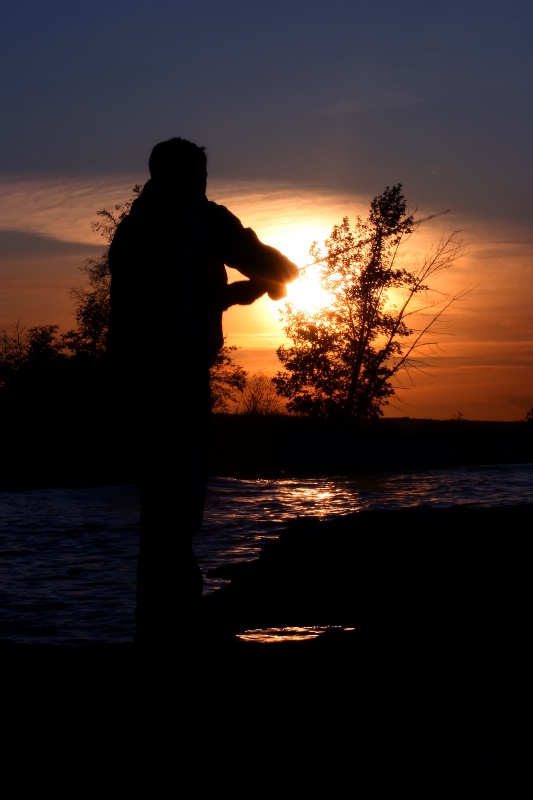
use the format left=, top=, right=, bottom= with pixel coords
left=224, top=255, right=300, bottom=307
left=265, top=256, right=299, bottom=300
left=224, top=279, right=268, bottom=309
left=284, top=259, right=300, bottom=283
left=266, top=282, right=288, bottom=301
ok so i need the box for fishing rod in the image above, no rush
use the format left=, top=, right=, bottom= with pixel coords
left=298, top=208, right=450, bottom=273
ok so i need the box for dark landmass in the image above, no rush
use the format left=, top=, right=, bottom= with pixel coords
left=2, top=503, right=529, bottom=782
left=1, top=401, right=530, bottom=780
left=1, top=411, right=532, bottom=490
left=207, top=414, right=533, bottom=477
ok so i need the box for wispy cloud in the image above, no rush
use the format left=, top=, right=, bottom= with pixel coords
left=0, top=174, right=140, bottom=244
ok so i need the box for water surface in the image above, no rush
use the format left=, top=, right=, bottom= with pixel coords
left=1, top=463, right=531, bottom=645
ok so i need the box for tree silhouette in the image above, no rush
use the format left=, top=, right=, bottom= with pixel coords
left=62, top=188, right=141, bottom=364
left=274, top=184, right=469, bottom=422
left=210, top=342, right=247, bottom=412
left=0, top=320, right=27, bottom=386
left=238, top=371, right=287, bottom=415
left=0, top=321, right=68, bottom=386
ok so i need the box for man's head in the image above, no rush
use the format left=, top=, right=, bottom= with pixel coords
left=148, top=137, right=207, bottom=192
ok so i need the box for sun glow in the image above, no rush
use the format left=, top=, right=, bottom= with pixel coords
left=266, top=223, right=334, bottom=312
left=286, top=267, right=332, bottom=312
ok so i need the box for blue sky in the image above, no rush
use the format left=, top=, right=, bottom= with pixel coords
left=1, top=0, right=530, bottom=222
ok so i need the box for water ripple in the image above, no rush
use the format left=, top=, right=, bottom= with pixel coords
left=1, top=463, right=532, bottom=644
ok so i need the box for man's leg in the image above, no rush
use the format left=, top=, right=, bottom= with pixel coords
left=134, top=388, right=210, bottom=646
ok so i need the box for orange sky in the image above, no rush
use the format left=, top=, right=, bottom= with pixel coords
left=0, top=174, right=532, bottom=421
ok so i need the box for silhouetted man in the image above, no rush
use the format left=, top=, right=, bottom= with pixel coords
left=107, top=137, right=299, bottom=646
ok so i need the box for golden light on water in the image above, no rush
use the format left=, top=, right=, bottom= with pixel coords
left=237, top=627, right=327, bottom=642
left=236, top=626, right=355, bottom=643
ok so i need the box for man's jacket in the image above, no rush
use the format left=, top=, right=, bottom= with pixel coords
left=108, top=179, right=295, bottom=381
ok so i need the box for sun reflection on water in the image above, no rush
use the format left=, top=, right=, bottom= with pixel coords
left=237, top=626, right=352, bottom=643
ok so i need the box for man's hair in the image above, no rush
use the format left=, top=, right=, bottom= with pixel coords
left=148, top=137, right=207, bottom=182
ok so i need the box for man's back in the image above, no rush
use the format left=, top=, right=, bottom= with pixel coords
left=108, top=185, right=230, bottom=376
left=108, top=180, right=299, bottom=378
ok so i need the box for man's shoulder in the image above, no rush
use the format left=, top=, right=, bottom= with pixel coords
left=206, top=199, right=239, bottom=220
left=109, top=214, right=134, bottom=248
left=205, top=200, right=246, bottom=235
left=108, top=208, right=148, bottom=267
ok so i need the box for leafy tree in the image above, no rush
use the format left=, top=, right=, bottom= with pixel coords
left=62, top=187, right=142, bottom=363
left=210, top=342, right=248, bottom=412
left=0, top=320, right=27, bottom=386
left=274, top=184, right=468, bottom=422
left=25, top=324, right=66, bottom=365
left=238, top=371, right=287, bottom=415
left=0, top=321, right=67, bottom=386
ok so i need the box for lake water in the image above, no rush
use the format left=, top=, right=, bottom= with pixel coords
left=1, top=462, right=532, bottom=645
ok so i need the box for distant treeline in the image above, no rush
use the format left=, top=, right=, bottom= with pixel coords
left=208, top=414, right=533, bottom=479
left=1, top=409, right=531, bottom=491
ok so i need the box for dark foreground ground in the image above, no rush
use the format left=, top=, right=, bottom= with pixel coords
left=2, top=503, right=530, bottom=787
left=2, top=413, right=531, bottom=784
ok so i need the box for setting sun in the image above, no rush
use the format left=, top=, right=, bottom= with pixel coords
left=261, top=219, right=337, bottom=313
left=286, top=266, right=332, bottom=312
